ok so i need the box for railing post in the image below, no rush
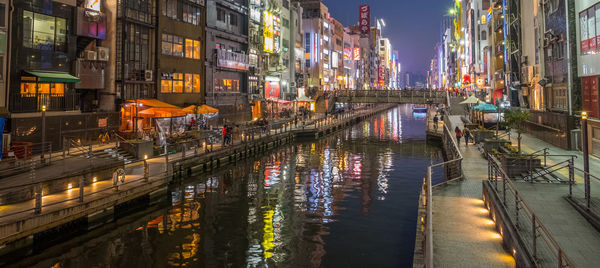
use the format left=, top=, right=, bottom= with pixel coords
left=79, top=176, right=85, bottom=202
left=532, top=215, right=537, bottom=261
left=515, top=192, right=520, bottom=229
left=144, top=159, right=149, bottom=181
left=34, top=183, right=42, bottom=214
left=502, top=171, right=506, bottom=204
left=88, top=144, right=93, bottom=158
left=569, top=159, right=574, bottom=197
left=182, top=143, right=186, bottom=158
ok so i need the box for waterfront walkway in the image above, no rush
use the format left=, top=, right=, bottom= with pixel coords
left=430, top=116, right=515, bottom=267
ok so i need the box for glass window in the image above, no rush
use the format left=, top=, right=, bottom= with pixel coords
left=52, top=83, right=65, bottom=96
left=173, top=36, right=183, bottom=57
left=193, top=40, right=201, bottom=59
left=184, top=73, right=193, bottom=93
left=55, top=18, right=67, bottom=52
left=23, top=11, right=33, bottom=48
left=185, top=38, right=193, bottom=58
left=193, top=74, right=201, bottom=93
left=33, top=13, right=56, bottom=50
left=173, top=73, right=183, bottom=93
left=230, top=13, right=237, bottom=26
left=162, top=34, right=172, bottom=55
left=161, top=78, right=172, bottom=93
left=20, top=82, right=36, bottom=96
left=217, top=8, right=225, bottom=22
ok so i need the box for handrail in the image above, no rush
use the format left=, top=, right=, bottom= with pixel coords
left=112, top=131, right=136, bottom=147
left=487, top=153, right=574, bottom=268
left=423, top=119, right=464, bottom=268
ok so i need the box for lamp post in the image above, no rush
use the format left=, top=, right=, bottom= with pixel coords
left=582, top=111, right=591, bottom=208
left=41, top=105, right=47, bottom=163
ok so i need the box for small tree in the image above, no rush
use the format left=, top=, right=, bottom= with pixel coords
left=502, top=109, right=531, bottom=153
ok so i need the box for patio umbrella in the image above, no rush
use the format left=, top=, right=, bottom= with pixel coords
left=459, top=95, right=481, bottom=104
left=183, top=104, right=219, bottom=114
left=295, top=96, right=314, bottom=102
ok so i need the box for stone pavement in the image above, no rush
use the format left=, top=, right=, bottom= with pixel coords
left=432, top=135, right=515, bottom=267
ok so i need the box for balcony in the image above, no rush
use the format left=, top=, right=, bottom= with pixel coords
left=11, top=93, right=80, bottom=113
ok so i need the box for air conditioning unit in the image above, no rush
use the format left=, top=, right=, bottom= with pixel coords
left=96, top=47, right=109, bottom=61
left=290, top=81, right=296, bottom=87
left=83, top=50, right=97, bottom=61
left=144, top=70, right=153, bottom=81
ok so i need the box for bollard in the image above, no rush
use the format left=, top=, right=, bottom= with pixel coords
left=144, top=159, right=149, bottom=181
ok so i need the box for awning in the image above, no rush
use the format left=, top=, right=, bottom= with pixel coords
left=24, top=71, right=80, bottom=83
left=183, top=104, right=219, bottom=114
left=138, top=107, right=187, bottom=118
left=267, top=98, right=292, bottom=105
left=125, top=99, right=179, bottom=108
left=459, top=95, right=481, bottom=104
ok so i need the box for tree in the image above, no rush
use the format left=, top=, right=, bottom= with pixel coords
left=502, top=109, right=531, bottom=153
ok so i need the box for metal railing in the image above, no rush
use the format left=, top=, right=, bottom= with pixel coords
left=0, top=142, right=53, bottom=177
left=487, top=153, right=574, bottom=267
left=335, top=89, right=447, bottom=100
left=421, top=119, right=464, bottom=268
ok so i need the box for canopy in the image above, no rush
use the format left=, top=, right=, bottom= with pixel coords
left=126, top=99, right=179, bottom=108
left=183, top=104, right=219, bottom=114
left=295, top=96, right=314, bottom=102
left=24, top=71, right=80, bottom=83
left=267, top=98, right=292, bottom=105
left=139, top=107, right=187, bottom=118
left=459, top=95, right=481, bottom=104
left=473, top=103, right=498, bottom=112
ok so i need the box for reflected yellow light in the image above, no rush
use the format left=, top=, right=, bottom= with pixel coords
left=480, top=208, right=489, bottom=213
left=491, top=232, right=501, bottom=239
left=93, top=177, right=98, bottom=183
left=486, top=220, right=494, bottom=225
left=67, top=183, right=73, bottom=189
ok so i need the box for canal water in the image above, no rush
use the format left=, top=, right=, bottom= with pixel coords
left=8, top=105, right=444, bottom=268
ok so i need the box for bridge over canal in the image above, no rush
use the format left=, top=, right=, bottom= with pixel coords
left=333, top=90, right=447, bottom=105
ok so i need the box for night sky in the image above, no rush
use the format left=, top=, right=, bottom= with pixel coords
left=324, top=0, right=450, bottom=75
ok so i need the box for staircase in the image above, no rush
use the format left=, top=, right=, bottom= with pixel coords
left=94, top=147, right=136, bottom=164
left=513, top=166, right=569, bottom=184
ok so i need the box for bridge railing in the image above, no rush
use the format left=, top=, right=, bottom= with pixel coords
left=335, top=89, right=447, bottom=101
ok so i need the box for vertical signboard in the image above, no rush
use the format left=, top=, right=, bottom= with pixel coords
left=359, top=5, right=370, bottom=35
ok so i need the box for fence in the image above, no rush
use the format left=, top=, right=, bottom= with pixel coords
left=487, top=153, right=574, bottom=267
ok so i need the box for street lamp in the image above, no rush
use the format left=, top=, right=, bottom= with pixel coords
left=41, top=105, right=47, bottom=163
left=582, top=111, right=591, bottom=208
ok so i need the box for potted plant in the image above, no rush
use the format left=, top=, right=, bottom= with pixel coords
left=502, top=109, right=531, bottom=153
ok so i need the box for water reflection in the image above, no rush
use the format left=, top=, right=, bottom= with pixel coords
left=10, top=105, right=443, bottom=268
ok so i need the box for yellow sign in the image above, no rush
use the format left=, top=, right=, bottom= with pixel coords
left=263, top=11, right=280, bottom=53
left=481, top=15, right=486, bottom=25
left=476, top=78, right=485, bottom=87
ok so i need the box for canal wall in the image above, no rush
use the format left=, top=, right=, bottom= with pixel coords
left=0, top=104, right=396, bottom=254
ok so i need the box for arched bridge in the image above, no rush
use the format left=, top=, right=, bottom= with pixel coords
left=334, top=90, right=447, bottom=104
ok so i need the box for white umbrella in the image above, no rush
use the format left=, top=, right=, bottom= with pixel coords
left=459, top=95, right=481, bottom=104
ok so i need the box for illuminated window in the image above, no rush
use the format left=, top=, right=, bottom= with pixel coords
left=185, top=73, right=193, bottom=93
left=161, top=78, right=172, bottom=93
left=185, top=39, right=194, bottom=58
left=173, top=73, right=184, bottom=93
left=193, top=40, right=201, bottom=59
left=23, top=11, right=67, bottom=52
left=19, top=82, right=64, bottom=96
left=162, top=34, right=184, bottom=57
left=20, top=83, right=36, bottom=97
left=193, top=74, right=201, bottom=93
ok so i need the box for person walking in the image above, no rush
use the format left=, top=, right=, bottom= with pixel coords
left=464, top=127, right=471, bottom=146
left=455, top=126, right=462, bottom=145
left=433, top=114, right=439, bottom=131
left=222, top=125, right=228, bottom=146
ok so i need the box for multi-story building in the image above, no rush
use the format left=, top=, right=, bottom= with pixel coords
left=519, top=0, right=543, bottom=110
left=577, top=0, right=600, bottom=155
left=331, top=18, right=344, bottom=91
left=205, top=0, right=250, bottom=123
left=301, top=0, right=335, bottom=93
left=9, top=0, right=118, bottom=147
left=157, top=0, right=206, bottom=107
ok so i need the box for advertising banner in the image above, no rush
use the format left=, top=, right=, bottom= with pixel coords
left=353, top=48, right=360, bottom=60
left=217, top=49, right=249, bottom=71
left=359, top=5, right=370, bottom=35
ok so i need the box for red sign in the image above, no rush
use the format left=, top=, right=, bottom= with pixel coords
left=344, top=48, right=352, bottom=60
left=265, top=80, right=280, bottom=99
left=582, top=39, right=589, bottom=51
left=589, top=37, right=597, bottom=50
left=463, top=74, right=472, bottom=85
left=359, top=5, right=370, bottom=35
left=353, top=48, right=360, bottom=60
left=98, top=118, right=107, bottom=128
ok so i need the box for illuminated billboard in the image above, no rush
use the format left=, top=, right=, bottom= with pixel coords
left=263, top=11, right=281, bottom=53
left=353, top=48, right=360, bottom=60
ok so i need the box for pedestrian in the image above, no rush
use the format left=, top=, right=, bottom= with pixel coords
left=222, top=125, right=227, bottom=146
left=455, top=126, right=462, bottom=145
left=464, top=128, right=471, bottom=146
left=433, top=114, right=439, bottom=131
left=294, top=115, right=298, bottom=128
